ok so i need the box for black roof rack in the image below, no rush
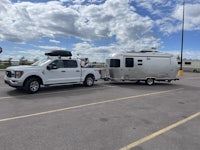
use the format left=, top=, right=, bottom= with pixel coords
left=45, top=50, right=72, bottom=57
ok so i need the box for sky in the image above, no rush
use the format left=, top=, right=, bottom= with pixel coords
left=0, top=0, right=200, bottom=62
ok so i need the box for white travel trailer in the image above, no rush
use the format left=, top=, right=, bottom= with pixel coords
left=105, top=50, right=179, bottom=85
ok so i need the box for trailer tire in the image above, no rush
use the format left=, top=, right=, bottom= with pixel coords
left=193, top=69, right=197, bottom=73
left=146, top=78, right=154, bottom=85
left=24, top=77, right=41, bottom=94
left=84, top=75, right=94, bottom=87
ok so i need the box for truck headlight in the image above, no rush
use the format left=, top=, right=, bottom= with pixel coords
left=15, top=71, right=23, bottom=78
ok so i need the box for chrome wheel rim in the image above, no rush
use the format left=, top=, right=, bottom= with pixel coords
left=30, top=81, right=39, bottom=92
left=87, top=77, right=93, bottom=86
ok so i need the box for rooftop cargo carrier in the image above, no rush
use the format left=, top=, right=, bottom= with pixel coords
left=45, top=50, right=72, bottom=57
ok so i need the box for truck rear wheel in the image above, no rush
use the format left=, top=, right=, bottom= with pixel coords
left=146, top=78, right=154, bottom=85
left=24, top=77, right=41, bottom=94
left=84, top=75, right=94, bottom=87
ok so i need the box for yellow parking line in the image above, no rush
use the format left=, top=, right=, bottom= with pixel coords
left=0, top=88, right=183, bottom=123
left=120, top=112, right=200, bottom=150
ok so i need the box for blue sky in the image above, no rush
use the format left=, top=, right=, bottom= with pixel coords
left=0, top=0, right=200, bottom=62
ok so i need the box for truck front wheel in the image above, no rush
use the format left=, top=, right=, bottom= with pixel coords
left=84, top=75, right=94, bottom=87
left=24, top=77, right=41, bottom=93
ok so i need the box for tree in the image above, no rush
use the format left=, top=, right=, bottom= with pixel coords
left=33, top=58, right=39, bottom=62
left=19, top=56, right=28, bottom=65
left=8, top=58, right=13, bottom=66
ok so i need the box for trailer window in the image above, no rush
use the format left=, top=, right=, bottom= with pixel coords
left=126, top=58, right=134, bottom=67
left=110, top=59, right=120, bottom=67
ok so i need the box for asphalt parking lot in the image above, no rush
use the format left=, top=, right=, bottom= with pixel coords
left=0, top=71, right=199, bottom=150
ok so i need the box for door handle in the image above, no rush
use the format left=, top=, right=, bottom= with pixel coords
left=76, top=70, right=80, bottom=72
left=61, top=70, right=66, bottom=72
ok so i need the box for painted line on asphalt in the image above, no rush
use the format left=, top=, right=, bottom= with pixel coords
left=120, top=112, right=200, bottom=150
left=185, top=77, right=200, bottom=80
left=0, top=88, right=183, bottom=123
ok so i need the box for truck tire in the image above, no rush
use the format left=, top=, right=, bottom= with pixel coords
left=84, top=75, right=94, bottom=87
left=24, top=77, right=41, bottom=94
left=146, top=78, right=154, bottom=85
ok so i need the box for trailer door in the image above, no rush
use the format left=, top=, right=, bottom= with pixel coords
left=123, top=57, right=137, bottom=80
left=108, top=59, right=122, bottom=79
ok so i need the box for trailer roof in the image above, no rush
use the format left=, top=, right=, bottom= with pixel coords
left=109, top=51, right=174, bottom=58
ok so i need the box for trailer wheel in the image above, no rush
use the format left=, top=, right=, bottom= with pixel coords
left=24, top=77, right=41, bottom=93
left=84, top=75, right=94, bottom=87
left=146, top=78, right=154, bottom=85
left=193, top=69, right=197, bottom=72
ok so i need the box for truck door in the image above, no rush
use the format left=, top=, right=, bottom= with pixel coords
left=45, top=60, right=68, bottom=84
left=63, top=60, right=81, bottom=82
left=45, top=60, right=81, bottom=84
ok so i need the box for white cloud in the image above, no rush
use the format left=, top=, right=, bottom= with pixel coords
left=0, top=0, right=199, bottom=62
left=163, top=49, right=200, bottom=60
left=132, top=0, right=167, bottom=14
left=38, top=46, right=67, bottom=50
left=2, top=49, right=46, bottom=61
left=72, top=42, right=119, bottom=62
left=0, top=0, right=158, bottom=48
left=49, top=39, right=61, bottom=44
left=172, top=4, right=200, bottom=31
left=155, top=3, right=200, bottom=34
left=0, top=0, right=79, bottom=42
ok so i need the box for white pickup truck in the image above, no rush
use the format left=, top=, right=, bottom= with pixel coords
left=4, top=50, right=101, bottom=93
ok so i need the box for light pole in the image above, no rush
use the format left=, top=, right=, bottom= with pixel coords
left=0, top=47, right=2, bottom=54
left=178, top=0, right=185, bottom=76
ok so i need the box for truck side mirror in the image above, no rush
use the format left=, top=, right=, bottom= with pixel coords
left=51, top=64, right=57, bottom=69
left=47, top=65, right=51, bottom=70
left=47, top=64, right=57, bottom=70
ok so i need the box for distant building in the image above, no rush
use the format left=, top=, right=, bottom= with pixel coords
left=178, top=59, right=200, bottom=72
left=0, top=61, right=19, bottom=66
left=11, top=61, right=20, bottom=66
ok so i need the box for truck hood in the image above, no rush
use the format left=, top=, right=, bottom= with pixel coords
left=6, top=65, right=42, bottom=71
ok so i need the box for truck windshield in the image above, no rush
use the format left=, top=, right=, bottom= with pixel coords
left=31, top=59, right=51, bottom=66
left=110, top=59, right=120, bottom=67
